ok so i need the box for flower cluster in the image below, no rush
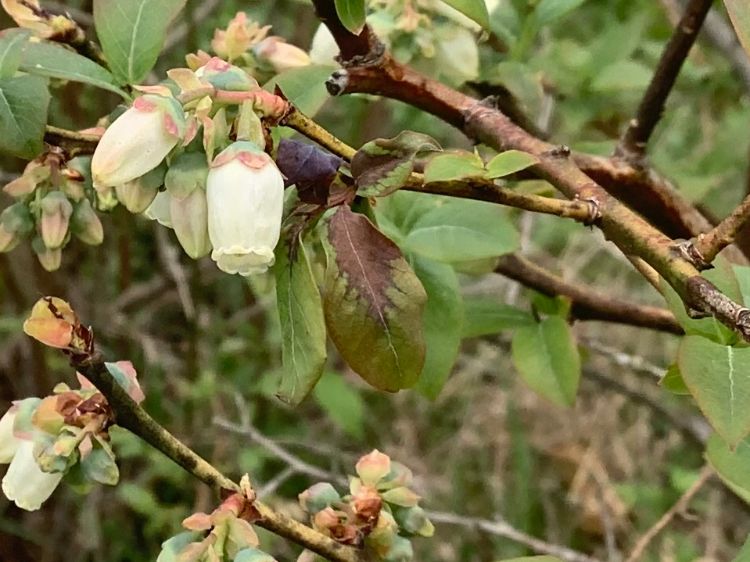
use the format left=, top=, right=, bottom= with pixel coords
left=89, top=56, right=289, bottom=276
left=1, top=151, right=104, bottom=271
left=0, top=363, right=141, bottom=510
left=298, top=450, right=433, bottom=561
left=157, top=476, right=276, bottom=562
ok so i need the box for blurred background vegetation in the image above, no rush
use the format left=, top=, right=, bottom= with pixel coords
left=0, top=0, right=749, bottom=561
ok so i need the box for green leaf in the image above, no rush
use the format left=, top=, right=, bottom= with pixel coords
left=274, top=237, right=328, bottom=406
left=725, top=0, right=750, bottom=60
left=313, top=372, right=366, bottom=440
left=590, top=60, right=653, bottom=92
left=533, top=0, right=587, bottom=25
left=322, top=206, right=427, bottom=392
left=439, top=0, right=490, bottom=30
left=423, top=151, right=485, bottom=183
left=706, top=433, right=750, bottom=505
left=157, top=532, right=201, bottom=562
left=93, top=0, right=186, bottom=85
left=660, top=363, right=691, bottom=395
left=462, top=297, right=534, bottom=338
left=352, top=131, right=441, bottom=197
left=264, top=64, right=335, bottom=117
left=413, top=256, right=463, bottom=399
left=0, top=74, right=49, bottom=158
left=0, top=28, right=30, bottom=79
left=511, top=316, right=581, bottom=407
left=20, top=40, right=128, bottom=98
left=81, top=438, right=119, bottom=485
left=733, top=264, right=750, bottom=306
left=402, top=198, right=519, bottom=263
left=335, top=0, right=367, bottom=34
left=678, top=336, right=750, bottom=447
left=485, top=150, right=539, bottom=179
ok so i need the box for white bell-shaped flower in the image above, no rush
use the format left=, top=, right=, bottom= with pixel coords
left=0, top=409, right=18, bottom=463
left=92, top=94, right=185, bottom=189
left=207, top=142, right=284, bottom=276
left=2, top=440, right=63, bottom=511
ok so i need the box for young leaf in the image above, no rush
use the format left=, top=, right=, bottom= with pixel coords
left=20, top=40, right=128, bottom=98
left=511, top=316, right=581, bottom=407
left=93, top=0, right=186, bottom=85
left=313, top=372, right=366, bottom=440
left=275, top=139, right=342, bottom=205
left=0, top=74, right=49, bottom=158
left=334, top=0, right=367, bottom=34
left=725, top=0, right=750, bottom=60
left=351, top=131, right=441, bottom=197
left=413, top=256, right=463, bottom=399
left=402, top=198, right=519, bottom=263
left=423, top=151, right=485, bottom=183
left=660, top=363, right=691, bottom=395
left=438, top=0, right=490, bottom=30
left=0, top=28, right=30, bottom=79
left=321, top=206, right=426, bottom=392
left=275, top=237, right=327, bottom=405
left=706, top=433, right=750, bottom=505
left=264, top=64, right=335, bottom=117
left=462, top=297, right=534, bottom=338
left=485, top=150, right=539, bottom=179
left=678, top=336, right=750, bottom=447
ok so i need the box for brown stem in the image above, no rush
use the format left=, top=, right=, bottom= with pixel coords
left=616, top=0, right=713, bottom=160
left=43, top=125, right=99, bottom=157
left=309, top=0, right=750, bottom=340
left=693, top=193, right=750, bottom=263
left=73, top=353, right=363, bottom=562
left=495, top=254, right=682, bottom=334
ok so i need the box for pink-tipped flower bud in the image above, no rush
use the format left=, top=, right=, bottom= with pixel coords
left=91, top=95, right=186, bottom=189
left=71, top=199, right=104, bottom=246
left=196, top=57, right=258, bottom=92
left=253, top=37, right=311, bottom=73
left=39, top=191, right=73, bottom=249
left=207, top=142, right=284, bottom=276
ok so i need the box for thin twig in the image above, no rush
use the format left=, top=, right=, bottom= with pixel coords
left=495, top=254, right=682, bottom=334
left=624, top=464, right=714, bottom=562
left=426, top=511, right=602, bottom=562
left=74, top=355, right=363, bottom=562
left=617, top=0, right=713, bottom=160
left=693, top=193, right=750, bottom=264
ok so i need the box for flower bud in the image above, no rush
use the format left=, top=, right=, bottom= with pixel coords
left=298, top=482, right=341, bottom=514
left=207, top=142, right=284, bottom=276
left=32, top=237, right=62, bottom=271
left=91, top=94, right=186, bottom=188
left=356, top=450, right=391, bottom=486
left=71, top=199, right=104, bottom=246
left=166, top=153, right=211, bottom=259
left=39, top=191, right=73, bottom=249
left=254, top=37, right=311, bottom=73
left=196, top=57, right=258, bottom=92
left=144, top=191, right=173, bottom=228
left=0, top=409, right=18, bottom=463
left=211, top=11, right=270, bottom=61
left=115, top=163, right=166, bottom=213
left=1, top=440, right=63, bottom=511
left=0, top=202, right=34, bottom=252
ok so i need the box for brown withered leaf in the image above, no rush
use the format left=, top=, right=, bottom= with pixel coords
left=321, top=207, right=426, bottom=392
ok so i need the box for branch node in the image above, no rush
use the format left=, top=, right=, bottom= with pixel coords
left=574, top=195, right=602, bottom=226
left=326, top=70, right=350, bottom=96
left=671, top=238, right=712, bottom=270
left=543, top=145, right=571, bottom=159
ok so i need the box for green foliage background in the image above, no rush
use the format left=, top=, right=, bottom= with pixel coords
left=0, top=0, right=749, bottom=561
